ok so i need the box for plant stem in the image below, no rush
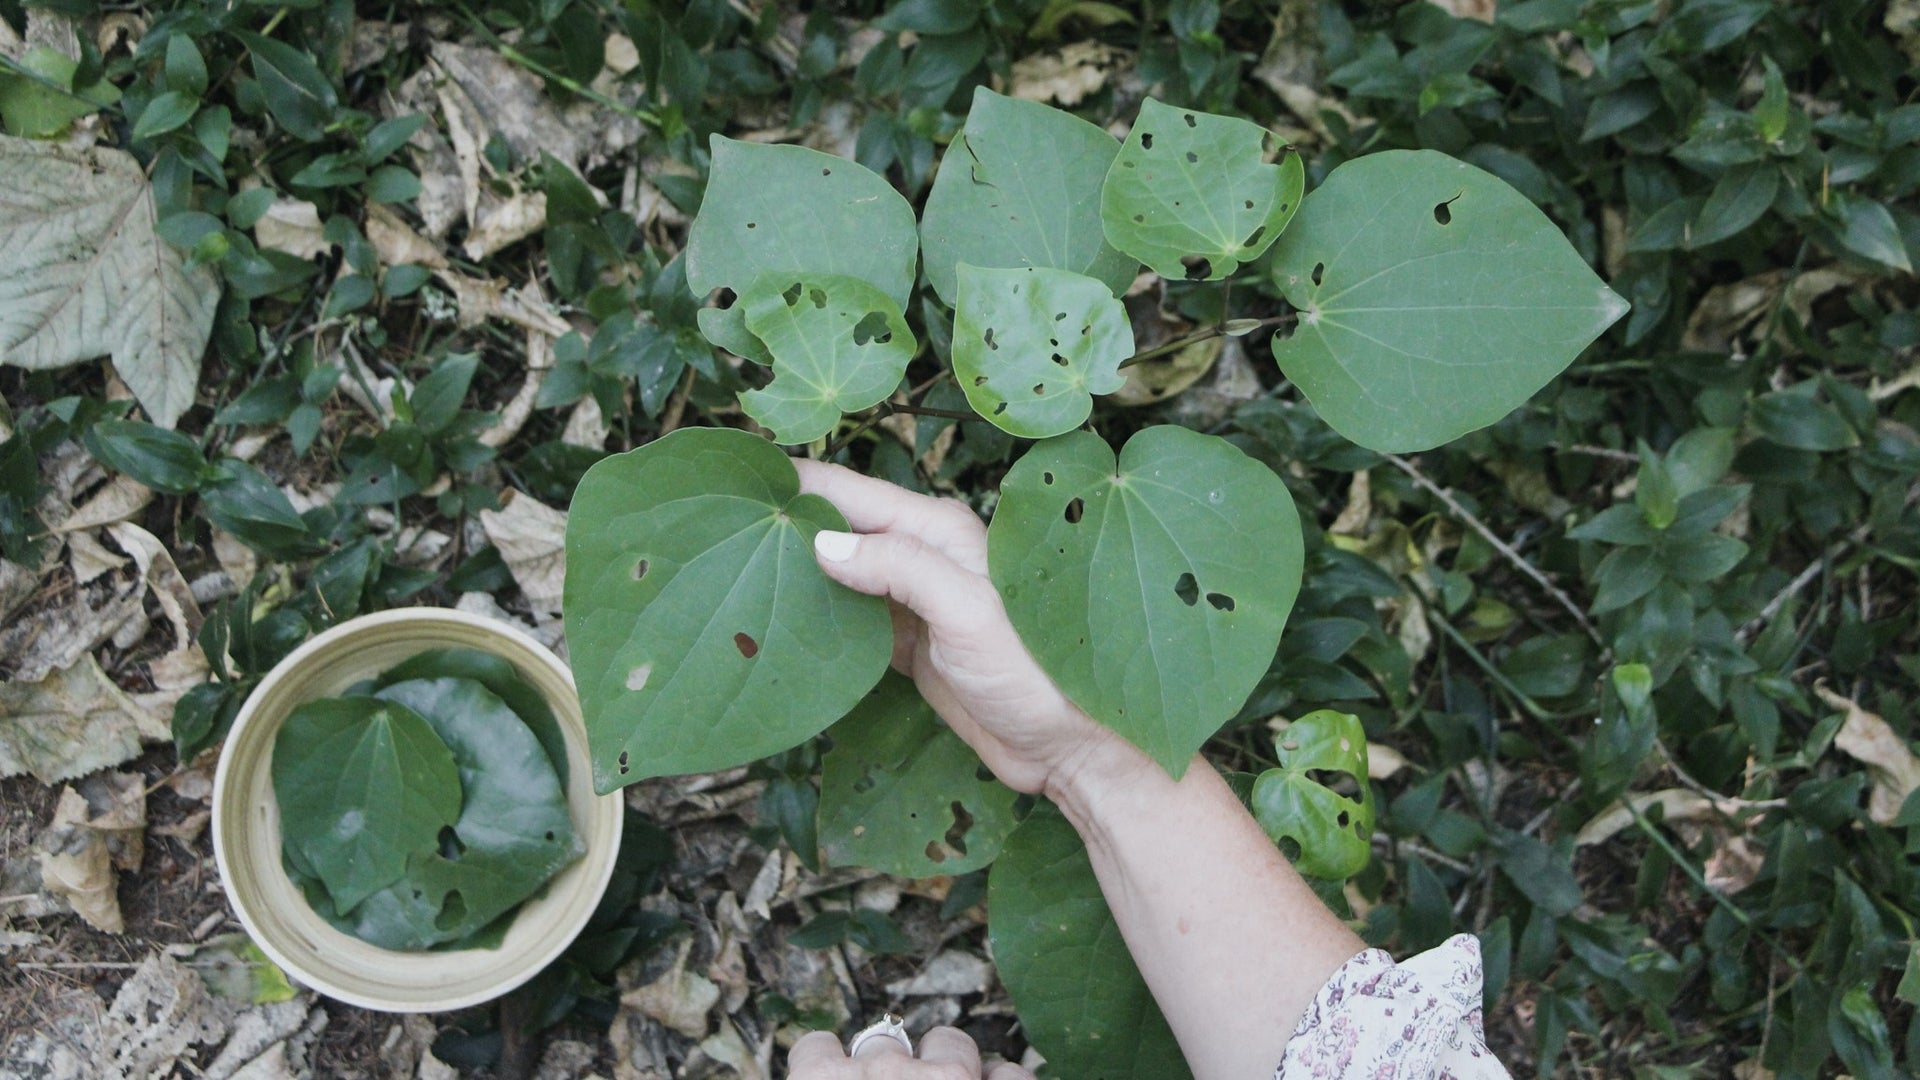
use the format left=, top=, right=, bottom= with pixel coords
left=1116, top=313, right=1293, bottom=371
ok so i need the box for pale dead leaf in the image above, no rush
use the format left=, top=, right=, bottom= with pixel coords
left=0, top=137, right=221, bottom=427
left=430, top=41, right=594, bottom=170
left=435, top=271, right=570, bottom=336
left=345, top=19, right=407, bottom=75
left=0, top=652, right=166, bottom=783
left=1426, top=0, right=1495, bottom=22
left=1367, top=742, right=1408, bottom=781
left=480, top=490, right=567, bottom=616
left=1111, top=334, right=1220, bottom=406
left=365, top=204, right=449, bottom=271
left=91, top=954, right=231, bottom=1079
left=252, top=197, right=328, bottom=260
left=462, top=186, right=547, bottom=261
left=1703, top=833, right=1764, bottom=894
left=1329, top=469, right=1372, bottom=537
left=708, top=892, right=751, bottom=1014
left=479, top=290, right=556, bottom=451
left=605, top=33, right=640, bottom=75
left=109, top=521, right=203, bottom=649
left=76, top=769, right=147, bottom=871
left=1575, top=788, right=1746, bottom=846
left=621, top=938, right=721, bottom=1039
left=1009, top=41, right=1123, bottom=106
left=1251, top=0, right=1354, bottom=145
left=886, top=951, right=993, bottom=997
left=55, top=474, right=153, bottom=533
left=1887, top=0, right=1920, bottom=65
left=0, top=557, right=38, bottom=623
left=68, top=531, right=129, bottom=583
left=562, top=394, right=610, bottom=450
left=1820, top=683, right=1920, bottom=825
left=37, top=785, right=124, bottom=932
left=696, top=1020, right=768, bottom=1080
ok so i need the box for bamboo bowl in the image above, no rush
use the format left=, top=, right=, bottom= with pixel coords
left=212, top=607, right=623, bottom=1012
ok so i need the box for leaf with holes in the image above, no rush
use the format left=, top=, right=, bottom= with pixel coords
left=1099, top=98, right=1304, bottom=281
left=989, top=803, right=1192, bottom=1080
left=373, top=647, right=569, bottom=787
left=564, top=428, right=893, bottom=792
left=319, top=677, right=582, bottom=950
left=685, top=137, right=917, bottom=362
left=736, top=273, right=916, bottom=445
left=819, top=672, right=1021, bottom=878
left=1250, top=710, right=1374, bottom=879
left=271, top=696, right=462, bottom=913
left=919, top=87, right=1138, bottom=304
left=988, top=426, right=1302, bottom=776
left=0, top=136, right=221, bottom=428
left=1269, top=150, right=1629, bottom=453
left=951, top=265, right=1131, bottom=438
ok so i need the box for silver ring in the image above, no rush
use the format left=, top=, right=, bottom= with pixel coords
left=847, top=1013, right=912, bottom=1056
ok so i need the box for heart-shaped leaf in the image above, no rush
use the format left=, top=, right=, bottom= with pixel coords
left=685, top=137, right=917, bottom=361
left=1099, top=98, right=1304, bottom=281
left=317, top=677, right=582, bottom=950
left=951, top=265, right=1132, bottom=438
left=564, top=428, right=893, bottom=792
left=271, top=696, right=462, bottom=913
left=988, top=426, right=1303, bottom=776
left=1250, top=710, right=1374, bottom=879
left=989, top=803, right=1191, bottom=1080
left=919, top=87, right=1137, bottom=305
left=819, top=672, right=1021, bottom=878
left=736, top=273, right=916, bottom=445
left=373, top=647, right=569, bottom=787
left=1269, top=149, right=1630, bottom=453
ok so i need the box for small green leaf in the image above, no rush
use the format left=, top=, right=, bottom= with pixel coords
left=201, top=459, right=316, bottom=559
left=951, top=265, right=1131, bottom=438
left=271, top=696, right=463, bottom=912
left=1833, top=197, right=1912, bottom=274
left=1754, top=57, right=1789, bottom=143
left=164, top=34, right=208, bottom=97
left=919, top=87, right=1137, bottom=304
left=988, top=426, right=1302, bottom=776
left=735, top=273, right=915, bottom=445
left=563, top=428, right=892, bottom=792
left=1689, top=164, right=1778, bottom=248
left=226, top=187, right=277, bottom=229
left=685, top=137, right=917, bottom=357
left=989, top=804, right=1191, bottom=1080
left=819, top=672, right=1021, bottom=879
left=172, top=680, right=243, bottom=763
left=233, top=31, right=339, bottom=143
left=367, top=164, right=421, bottom=204
left=364, top=114, right=426, bottom=163
left=408, top=354, right=478, bottom=438
left=83, top=418, right=209, bottom=494
left=1251, top=710, right=1374, bottom=879
left=1100, top=98, right=1304, bottom=281
left=1269, top=150, right=1629, bottom=453
left=133, top=91, right=198, bottom=140
left=1750, top=386, right=1857, bottom=451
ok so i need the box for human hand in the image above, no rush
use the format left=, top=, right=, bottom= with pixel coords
left=786, top=1025, right=1034, bottom=1079
left=795, top=460, right=1130, bottom=797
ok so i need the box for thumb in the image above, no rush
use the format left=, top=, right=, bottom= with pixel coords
left=813, top=529, right=994, bottom=638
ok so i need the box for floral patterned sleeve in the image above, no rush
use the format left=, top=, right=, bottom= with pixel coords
left=1274, top=934, right=1511, bottom=1079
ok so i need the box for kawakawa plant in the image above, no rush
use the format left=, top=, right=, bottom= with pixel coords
left=563, top=88, right=1625, bottom=1077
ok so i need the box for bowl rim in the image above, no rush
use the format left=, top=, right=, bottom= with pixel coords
left=212, top=606, right=623, bottom=1012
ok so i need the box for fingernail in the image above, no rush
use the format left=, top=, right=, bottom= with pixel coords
left=815, top=530, right=859, bottom=562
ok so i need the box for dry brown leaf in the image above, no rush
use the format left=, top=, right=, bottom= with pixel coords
left=109, top=521, right=203, bottom=649
left=0, top=652, right=166, bottom=783
left=1819, top=683, right=1920, bottom=825
left=91, top=953, right=230, bottom=1077
left=1251, top=0, right=1353, bottom=145
left=1887, top=0, right=1920, bottom=65
left=480, top=489, right=567, bottom=616
left=252, top=197, right=328, bottom=260
left=67, top=530, right=128, bottom=583
left=1009, top=41, right=1123, bottom=106
left=54, top=474, right=152, bottom=533
left=696, top=1020, right=769, bottom=1080
left=365, top=204, right=449, bottom=271
left=435, top=271, right=570, bottom=336
left=479, top=293, right=556, bottom=451
left=462, top=187, right=547, bottom=261
left=37, top=785, right=124, bottom=932
left=562, top=394, right=610, bottom=450
left=1574, top=788, right=1758, bottom=846
left=1111, top=334, right=1221, bottom=406
left=886, top=951, right=993, bottom=997
left=621, top=938, right=721, bottom=1040
left=1703, top=833, right=1765, bottom=894
left=1329, top=469, right=1372, bottom=537
left=708, top=892, right=752, bottom=1014
left=1426, top=0, right=1495, bottom=21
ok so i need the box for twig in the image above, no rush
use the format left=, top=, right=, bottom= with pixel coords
left=824, top=398, right=975, bottom=459
left=1558, top=444, right=1639, bottom=464
left=1116, top=314, right=1292, bottom=370
left=16, top=961, right=146, bottom=970
left=1389, top=454, right=1605, bottom=648
left=658, top=367, right=696, bottom=435
left=1735, top=554, right=1826, bottom=645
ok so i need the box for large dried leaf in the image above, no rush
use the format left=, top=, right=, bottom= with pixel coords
left=0, top=136, right=220, bottom=427
left=0, top=652, right=167, bottom=783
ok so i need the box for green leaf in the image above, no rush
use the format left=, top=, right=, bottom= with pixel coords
left=1833, top=198, right=1912, bottom=274
left=172, top=680, right=243, bottom=763
left=201, top=459, right=315, bottom=558
left=83, top=419, right=209, bottom=494
left=133, top=90, right=197, bottom=140
left=685, top=137, right=917, bottom=359
left=1269, top=149, right=1629, bottom=453
left=919, top=87, right=1137, bottom=304
left=164, top=34, right=208, bottom=97
left=0, top=48, right=117, bottom=138
left=271, top=696, right=463, bottom=912
left=563, top=428, right=892, bottom=793
left=363, top=114, right=425, bottom=163
left=1492, top=828, right=1582, bottom=916
left=988, top=426, right=1302, bottom=776
left=1100, top=98, right=1304, bottom=281
left=408, top=353, right=478, bottom=438
left=232, top=31, right=339, bottom=143
left=226, top=187, right=277, bottom=229
left=951, top=265, right=1131, bottom=438
left=735, top=273, right=915, bottom=445
left=327, top=677, right=583, bottom=949
left=1689, top=164, right=1778, bottom=248
left=367, top=165, right=421, bottom=204
left=373, top=647, right=569, bottom=788
left=988, top=804, right=1191, bottom=1080
left=818, top=672, right=1020, bottom=879
left=1750, top=387, right=1857, bottom=451
left=1250, top=710, right=1374, bottom=879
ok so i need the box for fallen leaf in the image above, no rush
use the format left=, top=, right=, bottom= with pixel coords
left=198, top=998, right=314, bottom=1080
left=621, top=938, right=721, bottom=1039
left=696, top=1020, right=769, bottom=1080
left=0, top=652, right=166, bottom=783
left=1888, top=0, right=1920, bottom=66
left=365, top=203, right=449, bottom=270
left=251, top=197, right=328, bottom=260
left=109, top=521, right=203, bottom=649
left=1703, top=833, right=1764, bottom=894
left=91, top=953, right=228, bottom=1077
left=1251, top=0, right=1353, bottom=145
left=886, top=950, right=993, bottom=997
left=67, top=531, right=128, bottom=583
left=478, top=289, right=556, bottom=450
left=0, top=136, right=221, bottom=427
left=435, top=271, right=570, bottom=336
left=1427, top=0, right=1495, bottom=21
left=37, top=784, right=125, bottom=932
left=1575, top=788, right=1748, bottom=846
left=75, top=769, right=147, bottom=871
left=1329, top=469, right=1372, bottom=537
left=708, top=892, right=752, bottom=1014
left=1110, top=334, right=1220, bottom=406
left=1820, top=683, right=1920, bottom=825
left=562, top=394, right=609, bottom=450
left=462, top=187, right=548, bottom=260
left=480, top=489, right=567, bottom=616
left=54, top=474, right=153, bottom=533
left=1008, top=41, right=1123, bottom=106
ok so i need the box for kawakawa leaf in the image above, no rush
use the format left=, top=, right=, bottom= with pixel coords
left=1250, top=710, right=1374, bottom=879
left=989, top=803, right=1191, bottom=1080
left=685, top=137, right=917, bottom=363
left=819, top=672, right=1021, bottom=879
left=1269, top=149, right=1630, bottom=453
left=271, top=697, right=463, bottom=913
left=1100, top=98, right=1304, bottom=281
left=564, top=428, right=892, bottom=792
left=920, top=87, right=1137, bottom=304
left=317, top=677, right=582, bottom=950
left=988, top=426, right=1302, bottom=776
left=0, top=136, right=221, bottom=428
left=737, top=272, right=916, bottom=445
left=951, top=265, right=1132, bottom=439
left=373, top=647, right=569, bottom=787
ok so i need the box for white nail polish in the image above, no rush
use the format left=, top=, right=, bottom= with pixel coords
left=815, top=530, right=859, bottom=562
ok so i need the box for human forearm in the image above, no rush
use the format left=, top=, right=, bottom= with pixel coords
left=1045, top=734, right=1366, bottom=1080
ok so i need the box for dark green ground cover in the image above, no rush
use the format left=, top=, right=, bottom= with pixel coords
left=2, top=0, right=1917, bottom=1075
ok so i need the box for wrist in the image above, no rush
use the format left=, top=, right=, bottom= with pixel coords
left=1042, top=731, right=1165, bottom=829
